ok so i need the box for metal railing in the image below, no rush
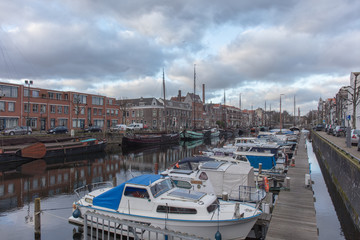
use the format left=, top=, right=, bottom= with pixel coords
left=83, top=211, right=208, bottom=240
left=74, top=182, right=113, bottom=199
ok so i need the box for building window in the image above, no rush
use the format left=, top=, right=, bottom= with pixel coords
left=56, top=93, right=62, bottom=100
left=115, top=110, right=118, bottom=115
left=8, top=102, right=15, bottom=112
left=1, top=85, right=18, bottom=98
left=0, top=101, right=5, bottom=112
left=32, top=90, right=39, bottom=98
left=108, top=99, right=113, bottom=105
left=64, top=106, right=69, bottom=114
left=50, top=105, right=56, bottom=113
left=24, top=103, right=30, bottom=113
left=40, top=104, right=46, bottom=114
left=132, top=111, right=135, bottom=117
left=58, top=119, right=68, bottom=127
left=73, top=94, right=87, bottom=104
left=153, top=120, right=156, bottom=126
left=64, top=94, right=68, bottom=100
left=57, top=106, right=62, bottom=114
left=48, top=92, right=54, bottom=99
left=153, top=109, right=157, bottom=117
left=98, top=109, right=102, bottom=116
left=111, top=109, right=114, bottom=116
left=92, top=96, right=104, bottom=105
left=107, top=109, right=110, bottom=115
left=24, top=88, right=30, bottom=97
left=93, top=108, right=97, bottom=115
left=33, top=104, right=39, bottom=113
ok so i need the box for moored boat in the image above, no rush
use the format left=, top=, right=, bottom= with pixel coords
left=122, top=132, right=180, bottom=147
left=180, top=129, right=204, bottom=140
left=69, top=174, right=262, bottom=239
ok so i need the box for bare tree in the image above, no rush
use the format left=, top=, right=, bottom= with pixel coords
left=72, top=94, right=87, bottom=128
left=345, top=72, right=360, bottom=129
left=118, top=98, right=129, bottom=125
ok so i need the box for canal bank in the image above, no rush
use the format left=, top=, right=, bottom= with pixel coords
left=266, top=133, right=318, bottom=240
left=311, top=130, right=360, bottom=235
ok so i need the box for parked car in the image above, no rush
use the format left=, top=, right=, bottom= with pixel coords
left=110, top=124, right=127, bottom=132
left=333, top=126, right=346, bottom=137
left=327, top=125, right=334, bottom=135
left=83, top=126, right=102, bottom=133
left=315, top=124, right=324, bottom=131
left=2, top=126, right=32, bottom=135
left=47, top=126, right=68, bottom=134
left=127, top=123, right=144, bottom=130
left=351, top=129, right=360, bottom=145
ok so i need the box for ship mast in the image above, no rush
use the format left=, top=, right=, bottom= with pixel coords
left=193, top=64, right=196, bottom=129
left=163, top=68, right=167, bottom=132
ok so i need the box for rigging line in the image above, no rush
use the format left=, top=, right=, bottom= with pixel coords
left=0, top=28, right=21, bottom=80
left=0, top=26, right=36, bottom=79
left=0, top=38, right=14, bottom=80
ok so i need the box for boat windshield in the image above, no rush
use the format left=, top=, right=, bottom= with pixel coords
left=150, top=178, right=174, bottom=198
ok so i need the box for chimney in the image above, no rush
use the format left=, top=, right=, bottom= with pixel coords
left=178, top=90, right=181, bottom=101
left=202, top=84, right=205, bottom=104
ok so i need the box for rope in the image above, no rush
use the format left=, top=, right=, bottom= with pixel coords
left=41, top=207, right=73, bottom=211
left=41, top=211, right=69, bottom=221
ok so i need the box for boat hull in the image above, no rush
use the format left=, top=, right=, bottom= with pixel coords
left=122, top=133, right=180, bottom=147
left=180, top=130, right=204, bottom=140
left=70, top=206, right=260, bottom=240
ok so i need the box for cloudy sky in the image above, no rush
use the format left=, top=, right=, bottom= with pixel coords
left=0, top=0, right=359, bottom=115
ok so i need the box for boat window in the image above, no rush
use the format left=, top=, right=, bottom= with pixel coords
left=150, top=179, right=174, bottom=198
left=124, top=187, right=149, bottom=199
left=199, top=172, right=208, bottom=180
left=156, top=205, right=197, bottom=214
left=235, top=155, right=248, bottom=162
left=173, top=180, right=192, bottom=189
left=207, top=199, right=219, bottom=213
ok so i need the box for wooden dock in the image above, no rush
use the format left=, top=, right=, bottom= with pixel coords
left=266, top=133, right=318, bottom=240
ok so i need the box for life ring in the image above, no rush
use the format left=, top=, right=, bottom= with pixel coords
left=264, top=177, right=269, bottom=192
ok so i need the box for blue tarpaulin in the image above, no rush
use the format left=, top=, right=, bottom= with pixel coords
left=246, top=155, right=276, bottom=170
left=93, top=174, right=161, bottom=210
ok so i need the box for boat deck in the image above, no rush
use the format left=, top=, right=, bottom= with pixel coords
left=266, top=133, right=318, bottom=240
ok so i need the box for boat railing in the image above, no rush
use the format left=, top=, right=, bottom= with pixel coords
left=81, top=211, right=207, bottom=240
left=230, top=185, right=267, bottom=203
left=74, top=182, right=113, bottom=199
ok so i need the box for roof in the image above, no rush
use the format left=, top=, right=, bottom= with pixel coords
left=93, top=174, right=161, bottom=210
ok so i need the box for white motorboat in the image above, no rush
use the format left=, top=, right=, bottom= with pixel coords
left=162, top=160, right=266, bottom=203
left=69, top=174, right=262, bottom=239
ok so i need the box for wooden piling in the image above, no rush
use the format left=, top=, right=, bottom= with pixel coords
left=34, top=198, right=41, bottom=239
left=154, top=162, right=159, bottom=174
left=113, top=177, right=117, bottom=187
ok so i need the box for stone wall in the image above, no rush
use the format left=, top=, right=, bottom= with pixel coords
left=312, top=132, right=360, bottom=232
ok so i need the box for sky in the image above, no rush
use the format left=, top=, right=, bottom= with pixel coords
left=0, top=0, right=359, bottom=115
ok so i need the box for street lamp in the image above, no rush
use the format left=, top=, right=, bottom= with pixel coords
left=25, top=80, right=33, bottom=134
left=280, top=94, right=285, bottom=132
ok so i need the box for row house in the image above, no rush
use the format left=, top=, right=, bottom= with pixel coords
left=120, top=97, right=192, bottom=131
left=0, top=81, right=120, bottom=131
left=336, top=86, right=349, bottom=127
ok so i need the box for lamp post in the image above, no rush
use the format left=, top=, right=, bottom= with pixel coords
left=280, top=94, right=284, bottom=132
left=25, top=80, right=33, bottom=134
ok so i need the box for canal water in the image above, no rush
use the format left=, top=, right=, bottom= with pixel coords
left=0, top=136, right=355, bottom=240
left=0, top=138, right=216, bottom=240
left=306, top=139, right=358, bottom=240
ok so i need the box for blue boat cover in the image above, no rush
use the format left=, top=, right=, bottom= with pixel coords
left=93, top=174, right=161, bottom=210
left=246, top=155, right=276, bottom=170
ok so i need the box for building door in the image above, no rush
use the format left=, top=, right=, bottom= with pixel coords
left=40, top=118, right=46, bottom=131
left=87, top=108, right=91, bottom=125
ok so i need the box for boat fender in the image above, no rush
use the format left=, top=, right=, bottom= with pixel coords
left=215, top=230, right=222, bottom=240
left=72, top=208, right=81, bottom=218
left=264, top=177, right=269, bottom=192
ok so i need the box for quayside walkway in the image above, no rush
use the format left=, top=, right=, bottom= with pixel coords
left=266, top=133, right=318, bottom=240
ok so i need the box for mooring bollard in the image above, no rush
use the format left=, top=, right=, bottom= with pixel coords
left=34, top=198, right=41, bottom=239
